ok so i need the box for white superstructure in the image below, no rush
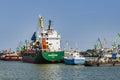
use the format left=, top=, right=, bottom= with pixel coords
left=37, top=16, right=61, bottom=52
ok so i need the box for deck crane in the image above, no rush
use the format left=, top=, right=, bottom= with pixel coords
left=31, top=15, right=45, bottom=47
left=38, top=15, right=44, bottom=33
left=16, top=41, right=23, bottom=52
left=36, top=15, right=45, bottom=41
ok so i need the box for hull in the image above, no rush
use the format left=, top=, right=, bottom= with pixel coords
left=64, top=57, right=85, bottom=65
left=21, top=50, right=64, bottom=63
left=0, top=54, right=22, bottom=61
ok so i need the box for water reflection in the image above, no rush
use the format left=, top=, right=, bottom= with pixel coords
left=0, top=61, right=120, bottom=80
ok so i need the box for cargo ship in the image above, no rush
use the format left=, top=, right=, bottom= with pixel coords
left=21, top=15, right=64, bottom=63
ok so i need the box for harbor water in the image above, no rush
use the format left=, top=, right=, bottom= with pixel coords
left=0, top=61, right=120, bottom=80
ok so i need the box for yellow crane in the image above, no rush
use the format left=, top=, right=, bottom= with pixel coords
left=38, top=15, right=44, bottom=33
left=36, top=15, right=45, bottom=41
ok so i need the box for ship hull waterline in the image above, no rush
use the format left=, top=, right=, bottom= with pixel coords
left=64, top=58, right=85, bottom=65
left=21, top=51, right=64, bottom=63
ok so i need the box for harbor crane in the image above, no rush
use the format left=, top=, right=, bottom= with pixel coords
left=98, top=38, right=106, bottom=51
left=94, top=40, right=99, bottom=50
left=112, top=33, right=120, bottom=49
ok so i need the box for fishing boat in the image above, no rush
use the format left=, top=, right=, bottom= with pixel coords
left=21, top=15, right=64, bottom=63
left=64, top=50, right=85, bottom=65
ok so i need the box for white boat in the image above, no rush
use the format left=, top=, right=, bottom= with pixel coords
left=64, top=50, right=85, bottom=65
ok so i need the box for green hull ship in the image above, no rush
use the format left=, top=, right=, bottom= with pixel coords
left=20, top=16, right=64, bottom=63
left=21, top=50, right=64, bottom=63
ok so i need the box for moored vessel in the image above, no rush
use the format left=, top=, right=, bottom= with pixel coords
left=0, top=50, right=22, bottom=61
left=21, top=15, right=64, bottom=63
left=64, top=50, right=85, bottom=65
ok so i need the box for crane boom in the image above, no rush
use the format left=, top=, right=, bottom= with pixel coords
left=112, top=39, right=118, bottom=48
left=94, top=40, right=99, bottom=50
left=38, top=15, right=44, bottom=33
left=112, top=33, right=120, bottom=48
left=36, top=15, right=45, bottom=41
left=98, top=38, right=106, bottom=50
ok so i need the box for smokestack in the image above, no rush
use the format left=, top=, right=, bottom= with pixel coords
left=48, top=20, right=51, bottom=30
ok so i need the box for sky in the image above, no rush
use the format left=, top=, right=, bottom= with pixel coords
left=0, top=0, right=120, bottom=51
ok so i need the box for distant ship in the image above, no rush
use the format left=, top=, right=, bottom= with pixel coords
left=21, top=15, right=64, bottom=63
left=0, top=50, right=22, bottom=61
left=64, top=50, right=85, bottom=65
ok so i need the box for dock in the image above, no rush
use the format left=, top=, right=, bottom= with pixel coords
left=84, top=57, right=120, bottom=66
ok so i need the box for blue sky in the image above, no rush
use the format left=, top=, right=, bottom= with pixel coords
left=0, top=0, right=120, bottom=51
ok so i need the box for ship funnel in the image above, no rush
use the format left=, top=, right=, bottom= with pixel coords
left=48, top=20, right=51, bottom=30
